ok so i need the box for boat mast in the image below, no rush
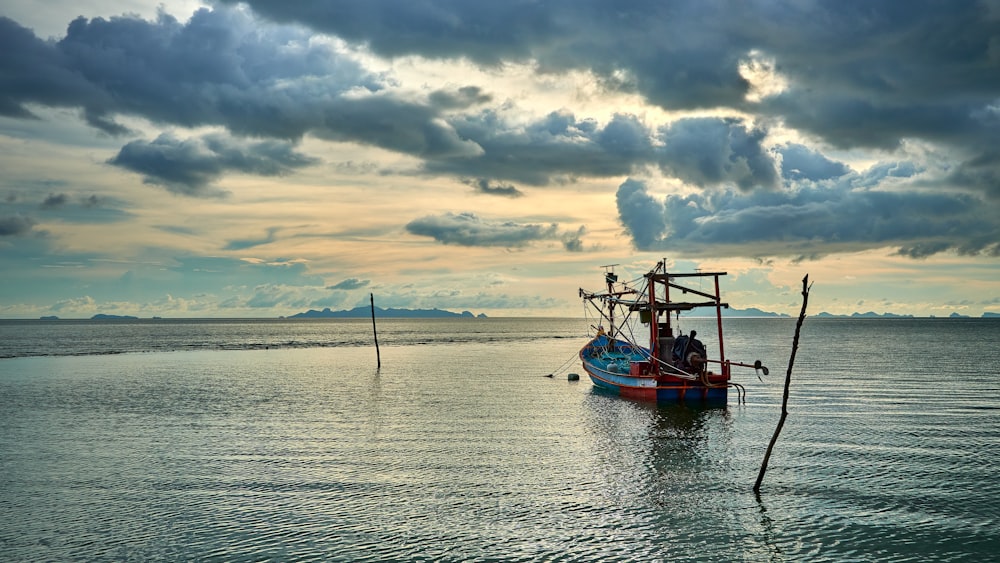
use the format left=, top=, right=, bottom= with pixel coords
left=714, top=274, right=726, bottom=373
left=601, top=264, right=618, bottom=340
left=647, top=261, right=661, bottom=366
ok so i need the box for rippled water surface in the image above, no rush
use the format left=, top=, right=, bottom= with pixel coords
left=1, top=318, right=998, bottom=561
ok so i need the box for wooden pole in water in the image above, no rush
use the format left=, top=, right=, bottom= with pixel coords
left=754, top=274, right=811, bottom=494
left=370, top=293, right=381, bottom=369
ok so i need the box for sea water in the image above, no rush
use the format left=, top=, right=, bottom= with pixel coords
left=1, top=317, right=998, bottom=561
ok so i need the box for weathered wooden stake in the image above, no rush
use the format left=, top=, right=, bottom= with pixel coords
left=370, top=293, right=381, bottom=369
left=754, top=274, right=811, bottom=494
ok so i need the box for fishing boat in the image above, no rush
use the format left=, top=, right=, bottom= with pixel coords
left=579, top=261, right=767, bottom=404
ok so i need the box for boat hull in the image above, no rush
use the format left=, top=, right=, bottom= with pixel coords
left=580, top=336, right=728, bottom=404
left=585, top=368, right=728, bottom=403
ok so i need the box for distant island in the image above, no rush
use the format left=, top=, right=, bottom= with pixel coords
left=815, top=311, right=915, bottom=319
left=815, top=311, right=1000, bottom=319
left=286, top=306, right=487, bottom=319
left=29, top=309, right=1000, bottom=320
left=39, top=315, right=141, bottom=320
left=718, top=307, right=790, bottom=318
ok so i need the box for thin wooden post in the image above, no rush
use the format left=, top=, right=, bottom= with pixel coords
left=754, top=274, right=811, bottom=494
left=370, top=293, right=381, bottom=369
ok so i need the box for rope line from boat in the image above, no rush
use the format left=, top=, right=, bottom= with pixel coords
left=544, top=350, right=581, bottom=378
left=730, top=382, right=747, bottom=404
left=698, top=370, right=747, bottom=404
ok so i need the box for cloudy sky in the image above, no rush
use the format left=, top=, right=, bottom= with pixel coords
left=2, top=0, right=999, bottom=318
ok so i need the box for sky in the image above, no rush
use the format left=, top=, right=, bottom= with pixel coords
left=1, top=0, right=999, bottom=319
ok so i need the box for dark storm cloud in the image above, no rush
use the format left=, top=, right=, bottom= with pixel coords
left=310, top=93, right=482, bottom=158
left=2, top=7, right=779, bottom=190
left=405, top=212, right=561, bottom=247
left=751, top=2, right=1000, bottom=150
left=657, top=118, right=779, bottom=191
left=561, top=226, right=587, bottom=252
left=0, top=214, right=37, bottom=236
left=108, top=133, right=320, bottom=196
left=465, top=178, right=523, bottom=198
left=213, top=0, right=557, bottom=65
left=947, top=151, right=1000, bottom=200
left=778, top=144, right=850, bottom=182
left=616, top=174, right=1000, bottom=259
left=41, top=193, right=68, bottom=209
left=4, top=193, right=129, bottom=226
left=0, top=17, right=108, bottom=121
left=0, top=12, right=318, bottom=135
left=217, top=1, right=1000, bottom=183
left=7, top=2, right=994, bottom=195
left=429, top=86, right=492, bottom=110
left=425, top=112, right=782, bottom=191
left=1, top=9, right=477, bottom=156
left=3, top=1, right=1000, bottom=262
left=5, top=1, right=999, bottom=158
left=218, top=1, right=1000, bottom=116
left=427, top=110, right=643, bottom=184
left=615, top=178, right=672, bottom=252
left=215, top=0, right=755, bottom=109
left=427, top=111, right=700, bottom=186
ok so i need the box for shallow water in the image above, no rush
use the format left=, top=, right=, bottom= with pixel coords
left=1, top=318, right=998, bottom=561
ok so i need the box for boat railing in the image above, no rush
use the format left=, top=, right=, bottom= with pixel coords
left=590, top=328, right=704, bottom=382
left=618, top=344, right=700, bottom=381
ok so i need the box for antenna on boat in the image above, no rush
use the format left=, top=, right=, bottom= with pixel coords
left=601, top=264, right=618, bottom=293
left=600, top=263, right=619, bottom=285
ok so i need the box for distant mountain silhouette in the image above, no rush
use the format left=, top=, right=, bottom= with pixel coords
left=677, top=307, right=789, bottom=318
left=815, top=311, right=999, bottom=318
left=90, top=314, right=139, bottom=320
left=849, top=311, right=913, bottom=318
left=719, top=307, right=790, bottom=318
left=814, top=311, right=916, bottom=318
left=286, top=306, right=486, bottom=319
